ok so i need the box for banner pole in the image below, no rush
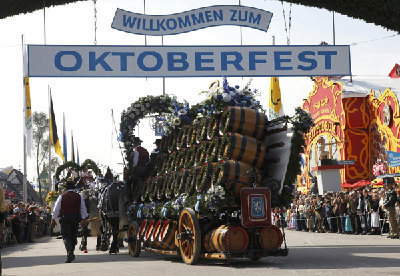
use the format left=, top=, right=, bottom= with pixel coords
left=48, top=86, right=53, bottom=191
left=21, top=34, right=28, bottom=204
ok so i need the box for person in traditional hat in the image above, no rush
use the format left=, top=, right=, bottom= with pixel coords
left=132, top=138, right=150, bottom=178
left=383, top=177, right=399, bottom=239
left=51, top=179, right=88, bottom=263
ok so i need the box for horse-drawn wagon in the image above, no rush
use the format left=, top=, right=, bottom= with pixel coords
left=119, top=79, right=313, bottom=264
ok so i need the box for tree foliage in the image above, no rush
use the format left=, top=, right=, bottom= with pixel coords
left=33, top=112, right=60, bottom=202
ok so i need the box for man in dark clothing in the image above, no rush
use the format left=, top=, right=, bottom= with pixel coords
left=52, top=180, right=88, bottom=263
left=132, top=139, right=150, bottom=178
left=383, top=177, right=399, bottom=239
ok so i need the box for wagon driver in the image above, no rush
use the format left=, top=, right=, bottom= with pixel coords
left=51, top=179, right=88, bottom=263
left=132, top=138, right=150, bottom=178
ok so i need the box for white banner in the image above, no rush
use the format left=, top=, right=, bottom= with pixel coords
left=111, top=5, right=273, bottom=36
left=28, top=45, right=351, bottom=77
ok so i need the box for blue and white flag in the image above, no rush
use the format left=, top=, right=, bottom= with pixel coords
left=387, top=151, right=400, bottom=167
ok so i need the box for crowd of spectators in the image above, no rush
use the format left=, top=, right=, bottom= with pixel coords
left=0, top=202, right=51, bottom=247
left=273, top=185, right=400, bottom=238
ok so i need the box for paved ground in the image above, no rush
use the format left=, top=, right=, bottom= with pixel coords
left=2, top=230, right=400, bottom=276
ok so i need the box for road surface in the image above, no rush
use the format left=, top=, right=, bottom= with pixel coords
left=2, top=230, right=399, bottom=275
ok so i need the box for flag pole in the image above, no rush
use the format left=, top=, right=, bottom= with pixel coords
left=48, top=86, right=53, bottom=191
left=21, top=34, right=28, bottom=204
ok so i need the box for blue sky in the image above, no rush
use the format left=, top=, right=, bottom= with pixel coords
left=0, top=0, right=399, bottom=181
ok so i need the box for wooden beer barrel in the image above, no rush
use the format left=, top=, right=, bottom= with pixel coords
left=151, top=220, right=163, bottom=248
left=219, top=107, right=268, bottom=140
left=159, top=220, right=177, bottom=250
left=258, top=225, right=283, bottom=250
left=143, top=220, right=155, bottom=243
left=137, top=220, right=148, bottom=240
left=203, top=230, right=216, bottom=252
left=203, top=225, right=249, bottom=253
left=219, top=133, right=266, bottom=169
left=212, top=160, right=261, bottom=198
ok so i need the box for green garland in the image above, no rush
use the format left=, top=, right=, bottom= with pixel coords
left=195, top=141, right=209, bottom=166
left=174, top=169, right=189, bottom=197
left=206, top=113, right=221, bottom=140
left=195, top=163, right=217, bottom=193
left=176, top=125, right=188, bottom=149
left=80, top=159, right=101, bottom=176
left=166, top=151, right=177, bottom=173
left=185, top=166, right=200, bottom=196
left=206, top=137, right=220, bottom=163
left=165, top=171, right=177, bottom=199
left=196, top=117, right=210, bottom=143
left=148, top=176, right=158, bottom=202
left=183, top=145, right=197, bottom=169
left=157, top=174, right=167, bottom=200
left=167, top=129, right=178, bottom=153
left=159, top=135, right=169, bottom=154
left=186, top=121, right=198, bottom=146
left=54, top=161, right=81, bottom=180
left=175, top=148, right=187, bottom=171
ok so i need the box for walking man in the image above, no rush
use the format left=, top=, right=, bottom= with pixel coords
left=51, top=179, right=88, bottom=263
left=383, top=177, right=399, bottom=239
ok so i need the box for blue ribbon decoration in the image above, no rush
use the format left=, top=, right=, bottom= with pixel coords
left=195, top=194, right=202, bottom=212
left=137, top=203, right=143, bottom=219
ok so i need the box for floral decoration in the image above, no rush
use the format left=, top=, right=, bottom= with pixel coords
left=203, top=185, right=226, bottom=214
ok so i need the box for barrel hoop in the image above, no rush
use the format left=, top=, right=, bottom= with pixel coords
left=253, top=111, right=260, bottom=138
left=237, top=135, right=247, bottom=161
left=252, top=141, right=261, bottom=167
left=237, top=107, right=245, bottom=134
left=214, top=227, right=223, bottom=252
left=217, top=226, right=228, bottom=252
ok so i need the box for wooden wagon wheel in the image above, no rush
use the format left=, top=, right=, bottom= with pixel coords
left=127, top=221, right=141, bottom=257
left=178, top=208, right=201, bottom=265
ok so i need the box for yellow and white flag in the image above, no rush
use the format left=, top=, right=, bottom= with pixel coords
left=24, top=75, right=33, bottom=157
left=268, top=77, right=284, bottom=119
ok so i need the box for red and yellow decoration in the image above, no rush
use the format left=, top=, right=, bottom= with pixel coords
left=299, top=77, right=400, bottom=192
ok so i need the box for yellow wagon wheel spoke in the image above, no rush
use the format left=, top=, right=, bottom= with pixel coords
left=178, top=208, right=201, bottom=265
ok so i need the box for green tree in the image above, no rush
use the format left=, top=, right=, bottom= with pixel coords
left=32, top=112, right=60, bottom=203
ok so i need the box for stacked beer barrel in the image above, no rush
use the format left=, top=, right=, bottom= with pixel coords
left=141, top=107, right=268, bottom=204
left=139, top=107, right=271, bottom=253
